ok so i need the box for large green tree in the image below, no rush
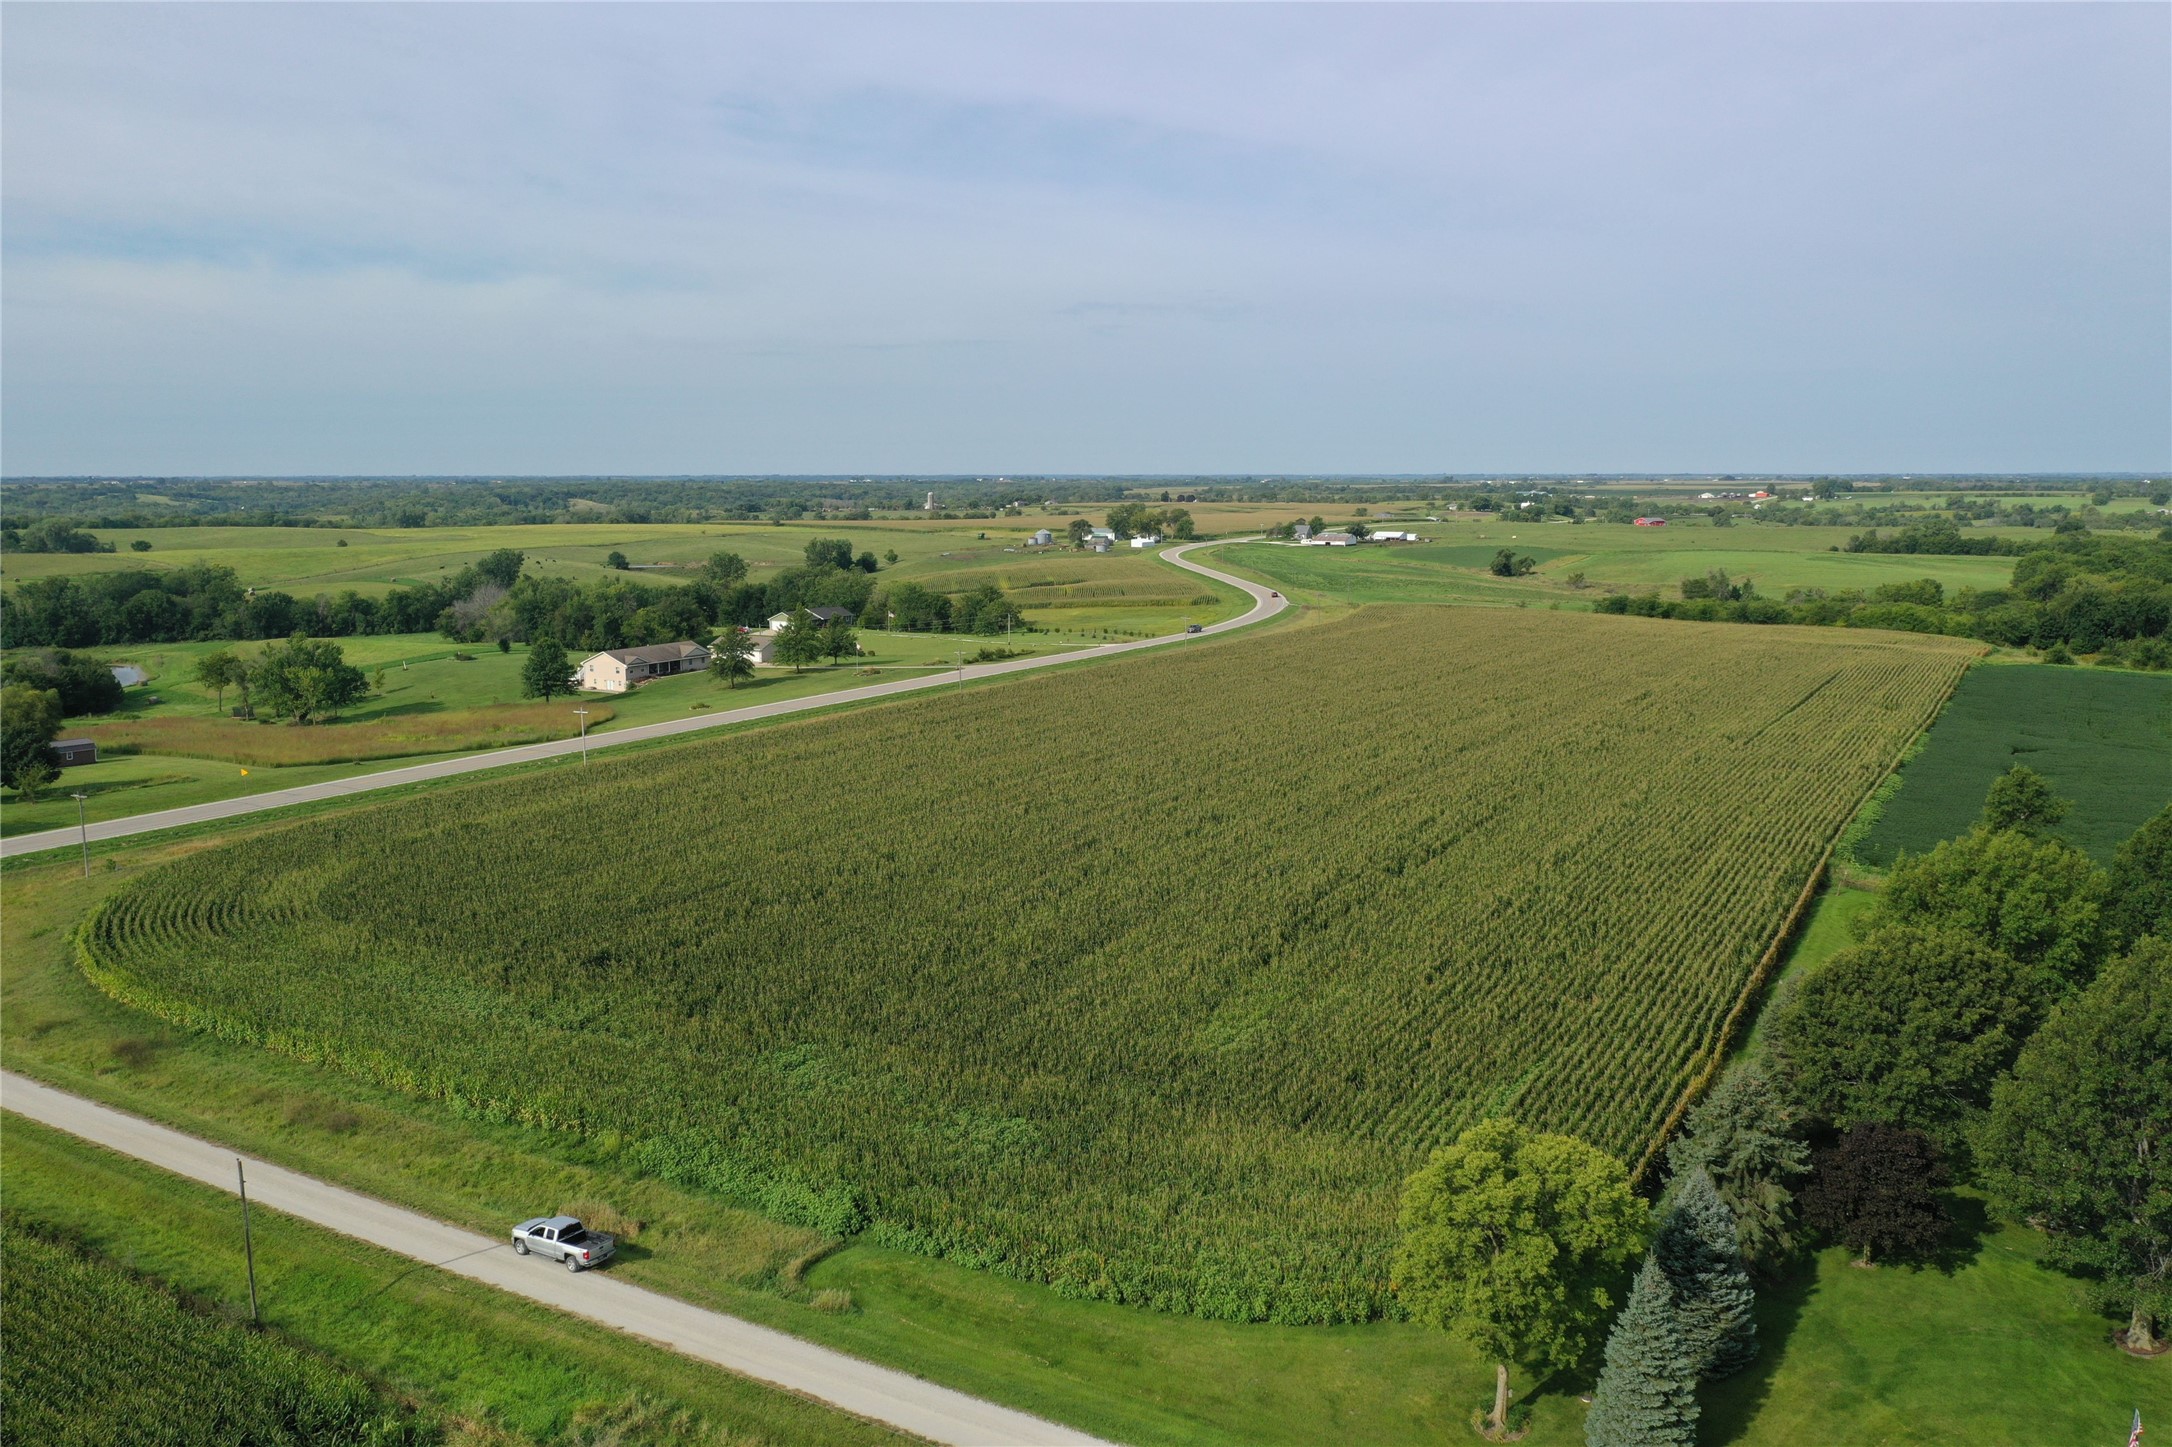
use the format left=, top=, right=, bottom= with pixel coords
left=249, top=634, right=368, bottom=725
left=0, top=684, right=63, bottom=801
left=1584, top=1259, right=1699, bottom=1447
left=192, top=650, right=247, bottom=714
left=1981, top=938, right=2172, bottom=1353
left=2104, top=805, right=2172, bottom=949
left=1652, top=1168, right=1757, bottom=1380
left=819, top=615, right=858, bottom=666
left=1978, top=763, right=2069, bottom=836
left=1774, top=924, right=2038, bottom=1155
left=1396, top=1118, right=1649, bottom=1438
left=775, top=609, right=823, bottom=673
left=520, top=639, right=573, bottom=701
left=1871, top=826, right=2111, bottom=993
left=1664, top=1067, right=1808, bottom=1271
left=708, top=629, right=756, bottom=689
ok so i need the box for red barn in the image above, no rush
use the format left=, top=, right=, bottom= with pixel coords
left=1633, top=516, right=1668, bottom=527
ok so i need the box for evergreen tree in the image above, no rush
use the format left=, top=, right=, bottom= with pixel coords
left=1665, top=1067, right=1809, bottom=1270
left=1652, top=1169, right=1757, bottom=1379
left=1585, top=1259, right=1699, bottom=1447
left=520, top=639, right=572, bottom=701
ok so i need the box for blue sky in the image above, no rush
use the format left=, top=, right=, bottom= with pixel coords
left=3, top=3, right=2165, bottom=475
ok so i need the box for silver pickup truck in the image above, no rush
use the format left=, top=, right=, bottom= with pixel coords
left=510, top=1215, right=616, bottom=1272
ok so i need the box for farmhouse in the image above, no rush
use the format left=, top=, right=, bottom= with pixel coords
left=1089, top=527, right=1117, bottom=542
left=1633, top=516, right=1669, bottom=527
left=573, top=641, right=712, bottom=694
left=1292, top=522, right=1313, bottom=540
left=764, top=606, right=856, bottom=631
left=49, top=738, right=98, bottom=767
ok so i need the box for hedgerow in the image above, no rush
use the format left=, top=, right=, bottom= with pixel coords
left=79, top=607, right=1975, bottom=1322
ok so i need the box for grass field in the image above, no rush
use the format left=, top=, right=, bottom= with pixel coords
left=77, top=607, right=1974, bottom=1324
left=1856, top=663, right=2172, bottom=864
left=0, top=1121, right=912, bottom=1447
left=1220, top=518, right=2026, bottom=612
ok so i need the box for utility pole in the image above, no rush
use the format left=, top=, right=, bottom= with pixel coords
left=237, top=1158, right=260, bottom=1324
left=72, top=793, right=89, bottom=877
left=573, top=707, right=590, bottom=764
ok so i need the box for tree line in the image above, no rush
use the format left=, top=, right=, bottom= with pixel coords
left=1593, top=530, right=2172, bottom=665
left=1389, top=771, right=2170, bottom=1442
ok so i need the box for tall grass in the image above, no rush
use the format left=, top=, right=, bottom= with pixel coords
left=78, top=701, right=615, bottom=767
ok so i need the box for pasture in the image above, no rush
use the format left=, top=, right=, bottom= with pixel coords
left=80, top=607, right=1975, bottom=1324
left=1856, top=662, right=2172, bottom=864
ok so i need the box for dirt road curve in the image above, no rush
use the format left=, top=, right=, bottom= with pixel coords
left=2, top=540, right=1281, bottom=860
left=0, top=1070, right=1118, bottom=1446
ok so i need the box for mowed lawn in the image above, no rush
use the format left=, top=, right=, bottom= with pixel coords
left=1858, top=662, right=2172, bottom=864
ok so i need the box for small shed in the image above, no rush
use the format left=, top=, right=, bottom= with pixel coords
left=50, top=738, right=99, bottom=767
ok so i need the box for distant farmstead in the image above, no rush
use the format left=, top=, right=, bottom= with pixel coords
left=1633, top=517, right=1669, bottom=527
left=764, top=606, right=856, bottom=631
left=574, top=641, right=712, bottom=694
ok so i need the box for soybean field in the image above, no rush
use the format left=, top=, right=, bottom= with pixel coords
left=81, top=608, right=1977, bottom=1323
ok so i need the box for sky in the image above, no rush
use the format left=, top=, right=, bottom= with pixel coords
left=3, top=2, right=2166, bottom=477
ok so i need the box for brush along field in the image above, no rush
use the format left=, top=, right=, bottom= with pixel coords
left=80, top=608, right=1977, bottom=1323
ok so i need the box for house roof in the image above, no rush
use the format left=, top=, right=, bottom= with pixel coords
left=770, top=606, right=855, bottom=623
left=589, top=641, right=709, bottom=666
left=52, top=737, right=95, bottom=748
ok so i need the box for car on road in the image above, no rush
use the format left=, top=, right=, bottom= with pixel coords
left=1268, top=591, right=1280, bottom=598
left=511, top=1215, right=616, bottom=1272
left=1186, top=624, right=1203, bottom=633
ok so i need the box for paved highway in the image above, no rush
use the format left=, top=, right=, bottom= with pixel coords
left=3, top=540, right=1282, bottom=859
left=1, top=1070, right=1117, bottom=1446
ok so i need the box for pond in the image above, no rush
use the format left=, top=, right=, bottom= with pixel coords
left=110, top=665, right=147, bottom=687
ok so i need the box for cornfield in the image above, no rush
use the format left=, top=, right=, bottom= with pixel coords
left=0, top=1217, right=427, bottom=1445
left=81, top=608, right=1976, bottom=1322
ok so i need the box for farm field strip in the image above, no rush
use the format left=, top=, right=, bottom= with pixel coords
left=80, top=607, right=1977, bottom=1323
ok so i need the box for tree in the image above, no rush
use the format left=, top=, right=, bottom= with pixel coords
left=856, top=551, right=879, bottom=573
left=702, top=551, right=749, bottom=586
left=1584, top=1259, right=1699, bottom=1447
left=474, top=548, right=526, bottom=589
left=193, top=650, right=247, bottom=714
left=803, top=538, right=856, bottom=570
left=1067, top=518, right=1093, bottom=547
left=775, top=609, right=823, bottom=673
left=249, top=634, right=368, bottom=725
left=521, top=639, right=572, bottom=701
left=1980, top=764, right=2071, bottom=836
left=1665, top=1067, right=1809, bottom=1271
left=1982, top=938, right=2172, bottom=1353
left=1773, top=925, right=2036, bottom=1155
left=2, top=650, right=123, bottom=716
left=2104, top=805, right=2172, bottom=948
left=1396, top=1118, right=1649, bottom=1437
left=883, top=549, right=899, bottom=565
left=819, top=615, right=858, bottom=666
left=1799, top=1123, right=1949, bottom=1265
left=0, top=685, right=62, bottom=801
left=1489, top=549, right=1535, bottom=577
left=1870, top=826, right=2111, bottom=995
left=1652, top=1168, right=1757, bottom=1379
left=605, top=551, right=630, bottom=571
left=708, top=629, right=756, bottom=689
